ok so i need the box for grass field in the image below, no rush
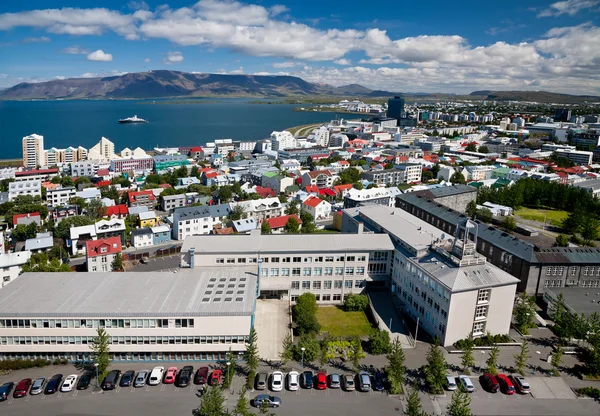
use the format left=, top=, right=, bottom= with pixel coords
left=514, top=207, right=569, bottom=227
left=316, top=306, right=373, bottom=338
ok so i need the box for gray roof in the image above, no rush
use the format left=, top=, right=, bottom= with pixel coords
left=232, top=218, right=257, bottom=233
left=132, top=227, right=152, bottom=236
left=182, top=233, right=394, bottom=254
left=128, top=206, right=149, bottom=215
left=533, top=247, right=600, bottom=264
left=0, top=269, right=257, bottom=318
left=24, top=234, right=54, bottom=251
left=546, top=287, right=600, bottom=317
left=574, top=179, right=600, bottom=191
left=173, top=204, right=231, bottom=221
left=415, top=184, right=476, bottom=199
left=416, top=250, right=519, bottom=292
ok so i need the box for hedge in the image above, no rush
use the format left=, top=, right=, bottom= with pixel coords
left=0, top=358, right=67, bottom=372
left=576, top=387, right=600, bottom=398
left=455, top=334, right=512, bottom=349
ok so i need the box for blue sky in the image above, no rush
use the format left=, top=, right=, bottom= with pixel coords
left=0, top=0, right=599, bottom=94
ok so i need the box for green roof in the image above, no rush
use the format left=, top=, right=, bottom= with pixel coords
left=263, top=171, right=279, bottom=178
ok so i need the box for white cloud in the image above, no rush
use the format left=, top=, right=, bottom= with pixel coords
left=333, top=59, right=351, bottom=65
left=537, top=0, right=599, bottom=17
left=87, top=49, right=113, bottom=61
left=269, top=5, right=289, bottom=16
left=22, top=36, right=50, bottom=43
left=164, top=51, right=183, bottom=64
left=144, top=58, right=151, bottom=63
left=62, top=46, right=89, bottom=54
left=272, top=61, right=300, bottom=68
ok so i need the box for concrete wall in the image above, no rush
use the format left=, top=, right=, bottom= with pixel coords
left=435, top=192, right=476, bottom=214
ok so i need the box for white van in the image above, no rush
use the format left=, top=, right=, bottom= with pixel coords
left=148, top=366, right=165, bottom=385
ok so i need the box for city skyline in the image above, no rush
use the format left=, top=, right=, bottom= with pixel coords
left=0, top=0, right=599, bottom=94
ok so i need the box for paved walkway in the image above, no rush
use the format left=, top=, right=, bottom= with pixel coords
left=368, top=292, right=414, bottom=349
left=254, top=299, right=290, bottom=361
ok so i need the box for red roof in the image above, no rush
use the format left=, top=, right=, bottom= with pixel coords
left=15, top=168, right=59, bottom=176
left=86, top=236, right=122, bottom=258
left=264, top=214, right=302, bottom=229
left=319, top=188, right=336, bottom=197
left=305, top=185, right=319, bottom=193
left=96, top=180, right=111, bottom=188
left=128, top=190, right=155, bottom=203
left=13, top=212, right=40, bottom=224
left=303, top=196, right=324, bottom=208
left=190, top=147, right=203, bottom=152
left=256, top=186, right=277, bottom=198
left=333, top=184, right=353, bottom=194
left=205, top=172, right=218, bottom=179
left=105, top=204, right=128, bottom=217
left=338, top=160, right=350, bottom=165
left=158, top=183, right=172, bottom=189
left=97, top=169, right=110, bottom=176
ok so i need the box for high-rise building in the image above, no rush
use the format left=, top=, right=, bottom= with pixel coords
left=22, top=134, right=44, bottom=168
left=387, top=96, right=405, bottom=120
left=554, top=108, right=572, bottom=122
left=87, top=137, right=116, bottom=161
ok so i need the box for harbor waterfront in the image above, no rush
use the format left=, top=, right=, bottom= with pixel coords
left=0, top=99, right=346, bottom=159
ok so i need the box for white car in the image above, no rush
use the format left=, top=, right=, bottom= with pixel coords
left=271, top=371, right=284, bottom=392
left=60, top=374, right=78, bottom=392
left=287, top=371, right=299, bottom=391
left=459, top=375, right=474, bottom=393
left=445, top=374, right=457, bottom=391
left=148, top=366, right=165, bottom=386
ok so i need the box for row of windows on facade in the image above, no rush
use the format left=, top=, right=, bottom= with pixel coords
left=0, top=334, right=250, bottom=346
left=215, top=255, right=372, bottom=265
left=259, top=267, right=369, bottom=278
left=290, top=293, right=345, bottom=302
left=290, top=279, right=366, bottom=290
left=398, top=289, right=448, bottom=335
left=0, top=318, right=196, bottom=329
left=546, top=266, right=600, bottom=277
left=0, top=351, right=236, bottom=362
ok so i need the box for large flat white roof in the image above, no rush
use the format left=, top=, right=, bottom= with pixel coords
left=0, top=269, right=257, bottom=318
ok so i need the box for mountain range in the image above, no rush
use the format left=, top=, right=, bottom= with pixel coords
left=0, top=70, right=597, bottom=104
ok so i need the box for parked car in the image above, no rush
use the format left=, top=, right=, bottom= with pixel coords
left=134, top=370, right=150, bottom=388
left=164, top=367, right=178, bottom=384
left=287, top=371, right=299, bottom=391
left=194, top=367, right=209, bottom=385
left=374, top=371, right=385, bottom=392
left=459, top=375, right=475, bottom=393
left=255, top=372, right=268, bottom=390
left=13, top=379, right=32, bottom=398
left=0, top=382, right=14, bottom=401
left=120, top=370, right=135, bottom=387
left=496, top=374, right=516, bottom=395
left=148, top=367, right=165, bottom=386
left=210, top=369, right=223, bottom=386
left=77, top=373, right=92, bottom=390
left=358, top=372, right=371, bottom=392
left=253, top=394, right=281, bottom=408
left=480, top=373, right=500, bottom=393
left=271, top=371, right=284, bottom=392
left=328, top=373, right=341, bottom=389
left=60, top=375, right=78, bottom=392
left=178, top=366, right=194, bottom=388
left=102, top=370, right=121, bottom=390
left=445, top=375, right=457, bottom=391
left=342, top=374, right=355, bottom=391
left=30, top=377, right=46, bottom=395
left=315, top=372, right=327, bottom=390
left=45, top=374, right=63, bottom=394
left=301, top=371, right=313, bottom=389
left=509, top=374, right=531, bottom=394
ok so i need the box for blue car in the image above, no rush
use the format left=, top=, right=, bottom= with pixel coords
left=44, top=374, right=63, bottom=395
left=0, top=382, right=15, bottom=401
left=374, top=371, right=385, bottom=392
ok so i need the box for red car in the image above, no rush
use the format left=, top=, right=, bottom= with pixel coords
left=315, top=372, right=327, bottom=390
left=163, top=367, right=178, bottom=384
left=13, top=379, right=32, bottom=398
left=210, top=370, right=223, bottom=386
left=496, top=374, right=516, bottom=395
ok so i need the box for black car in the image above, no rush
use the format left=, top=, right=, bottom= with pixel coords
left=76, top=373, right=92, bottom=390
left=101, top=370, right=121, bottom=390
left=177, top=366, right=194, bottom=388
left=44, top=374, right=63, bottom=395
left=374, top=371, right=385, bottom=392
left=120, top=371, right=135, bottom=388
left=301, top=371, right=313, bottom=389
left=194, top=367, right=209, bottom=385
left=0, top=382, right=15, bottom=401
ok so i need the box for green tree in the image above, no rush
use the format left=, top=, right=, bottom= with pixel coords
left=450, top=172, right=466, bottom=184
left=513, top=339, right=529, bottom=376
left=466, top=200, right=477, bottom=218
left=550, top=293, right=571, bottom=344
left=405, top=387, right=426, bottom=416
left=284, top=217, right=300, bottom=234
left=112, top=253, right=123, bottom=271
left=300, top=210, right=316, bottom=234
left=555, top=234, right=570, bottom=247
left=344, top=293, right=368, bottom=311
left=293, top=293, right=320, bottom=335
left=223, top=348, right=236, bottom=388
left=190, top=165, right=200, bottom=178
left=145, top=173, right=162, bottom=184
left=368, top=329, right=391, bottom=355
left=197, top=385, right=226, bottom=416
left=101, top=186, right=120, bottom=204
left=580, top=217, right=600, bottom=244
left=261, top=221, right=272, bottom=234
left=465, top=143, right=477, bottom=152
left=478, top=146, right=489, bottom=154
left=280, top=333, right=294, bottom=366
left=585, top=312, right=600, bottom=376
left=551, top=345, right=563, bottom=376
left=475, top=208, right=493, bottom=223
left=75, top=176, right=91, bottom=186
left=86, top=198, right=106, bottom=220
left=90, top=327, right=111, bottom=382
left=502, top=216, right=517, bottom=231
left=111, top=176, right=131, bottom=188
left=293, top=333, right=320, bottom=364
left=61, top=176, right=75, bottom=188
left=431, top=164, right=441, bottom=178
left=460, top=332, right=475, bottom=375
left=218, top=186, right=233, bottom=203
left=12, top=224, right=30, bottom=241
left=423, top=339, right=447, bottom=394
left=230, top=205, right=246, bottom=221
left=446, top=386, right=472, bottom=416
left=348, top=335, right=365, bottom=371
left=338, top=167, right=361, bottom=184
left=50, top=176, right=61, bottom=184
left=285, top=200, right=299, bottom=215
left=486, top=345, right=500, bottom=375
left=21, top=252, right=72, bottom=273
left=513, top=291, right=536, bottom=335
left=232, top=386, right=252, bottom=416
left=55, top=215, right=95, bottom=239
left=386, top=337, right=406, bottom=394
left=244, top=327, right=259, bottom=389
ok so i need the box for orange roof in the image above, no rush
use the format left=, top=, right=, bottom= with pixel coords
left=305, top=185, right=319, bottom=193
left=42, top=182, right=60, bottom=190
left=128, top=190, right=155, bottom=203
left=205, top=172, right=218, bottom=178
left=306, top=170, right=332, bottom=178
left=338, top=160, right=350, bottom=165
left=333, top=184, right=353, bottom=193
left=265, top=214, right=302, bottom=229
left=105, top=204, right=128, bottom=217
left=86, top=237, right=122, bottom=258
left=303, top=196, right=324, bottom=208
left=96, top=180, right=111, bottom=187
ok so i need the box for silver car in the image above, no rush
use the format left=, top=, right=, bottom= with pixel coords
left=134, top=370, right=150, bottom=388
left=30, top=377, right=45, bottom=395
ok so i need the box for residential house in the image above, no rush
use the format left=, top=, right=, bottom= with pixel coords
left=261, top=171, right=294, bottom=194
left=301, top=170, right=334, bottom=189
left=255, top=187, right=277, bottom=198
left=51, top=205, right=78, bottom=224
left=188, top=146, right=204, bottom=159
left=280, top=159, right=301, bottom=172
left=0, top=249, right=31, bottom=286
left=232, top=218, right=258, bottom=234
left=139, top=211, right=158, bottom=227
left=128, top=206, right=149, bottom=216
left=13, top=212, right=41, bottom=227
left=24, top=232, right=53, bottom=253
left=8, top=180, right=41, bottom=201
left=95, top=218, right=126, bottom=245
left=302, top=196, right=332, bottom=219
left=234, top=197, right=283, bottom=221
left=151, top=225, right=171, bottom=245
left=46, top=187, right=76, bottom=207
left=172, top=204, right=231, bottom=240
left=177, top=177, right=200, bottom=187
left=161, top=194, right=187, bottom=212
left=104, top=204, right=129, bottom=219
left=75, top=187, right=101, bottom=203
left=333, top=184, right=353, bottom=198
left=263, top=214, right=302, bottom=234
left=362, top=166, right=422, bottom=186
left=86, top=237, right=122, bottom=272
left=128, top=190, right=155, bottom=208
left=131, top=228, right=153, bottom=248
left=68, top=225, right=97, bottom=255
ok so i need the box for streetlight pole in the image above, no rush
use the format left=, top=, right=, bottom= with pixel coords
left=226, top=361, right=231, bottom=387
left=301, top=347, right=306, bottom=368
left=480, top=351, right=486, bottom=373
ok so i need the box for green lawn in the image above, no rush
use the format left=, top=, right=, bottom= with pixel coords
left=514, top=207, right=569, bottom=227
left=316, top=306, right=373, bottom=337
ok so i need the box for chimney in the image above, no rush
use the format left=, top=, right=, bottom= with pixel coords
left=357, top=222, right=364, bottom=234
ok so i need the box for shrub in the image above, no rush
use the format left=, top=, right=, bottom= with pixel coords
left=0, top=358, right=53, bottom=372
left=368, top=329, right=391, bottom=355
left=344, top=294, right=369, bottom=311
left=293, top=293, right=320, bottom=335
left=455, top=334, right=512, bottom=349
left=576, top=387, right=600, bottom=398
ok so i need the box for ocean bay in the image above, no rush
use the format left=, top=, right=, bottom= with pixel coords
left=0, top=98, right=345, bottom=159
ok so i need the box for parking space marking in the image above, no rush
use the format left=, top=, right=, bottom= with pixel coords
left=25, top=395, right=30, bottom=402
left=7, top=397, right=14, bottom=404
left=58, top=392, right=63, bottom=399
left=160, top=384, right=166, bottom=391
left=146, top=385, right=151, bottom=392
left=73, top=390, right=78, bottom=397
left=41, top=395, right=46, bottom=400
left=116, top=386, right=121, bottom=394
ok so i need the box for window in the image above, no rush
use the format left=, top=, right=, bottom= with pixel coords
left=347, top=256, right=355, bottom=262
left=261, top=268, right=268, bottom=277
left=292, top=268, right=301, bottom=276
left=282, top=268, right=290, bottom=276
left=324, top=280, right=332, bottom=290
left=293, top=257, right=301, bottom=263
left=333, top=294, right=341, bottom=301
left=227, top=258, right=235, bottom=264
left=356, top=267, right=365, bottom=275
left=345, top=280, right=353, bottom=288
left=472, top=321, right=485, bottom=335
left=271, top=269, right=279, bottom=277
left=354, top=280, right=365, bottom=288
left=322, top=294, right=331, bottom=301
left=334, top=280, right=343, bottom=289
left=303, top=257, right=312, bottom=263
left=314, top=267, right=322, bottom=276
left=336, top=256, right=345, bottom=262
left=216, top=258, right=225, bottom=264
left=238, top=258, right=246, bottom=263
left=271, top=257, right=280, bottom=263
left=291, top=281, right=300, bottom=290
left=303, top=268, right=312, bottom=276
left=346, top=267, right=354, bottom=275
left=357, top=256, right=366, bottom=262
left=282, top=257, right=291, bottom=263
left=335, top=267, right=344, bottom=276
left=325, top=267, right=333, bottom=276
left=477, top=289, right=490, bottom=303
left=325, top=256, right=334, bottom=262
left=302, top=281, right=310, bottom=289
left=441, top=309, right=447, bottom=318
left=475, top=305, right=488, bottom=320
left=313, top=281, right=321, bottom=290
left=315, top=257, right=323, bottom=262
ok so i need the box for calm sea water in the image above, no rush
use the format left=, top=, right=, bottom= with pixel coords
left=0, top=99, right=346, bottom=159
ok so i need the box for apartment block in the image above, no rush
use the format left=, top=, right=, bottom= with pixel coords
left=46, top=187, right=76, bottom=207
left=22, top=134, right=44, bottom=168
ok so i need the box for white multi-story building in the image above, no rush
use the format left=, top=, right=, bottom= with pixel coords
left=343, top=187, right=403, bottom=208
left=343, top=204, right=518, bottom=347
left=308, top=126, right=330, bottom=147
left=172, top=205, right=231, bottom=240
left=8, top=180, right=41, bottom=201
left=43, top=146, right=87, bottom=166
left=0, top=269, right=256, bottom=362
left=180, top=232, right=395, bottom=303
left=0, top=232, right=31, bottom=287
left=0, top=168, right=16, bottom=180
left=233, top=197, right=283, bottom=221
left=70, top=160, right=103, bottom=177
left=87, top=137, right=116, bottom=161
left=302, top=196, right=332, bottom=219
left=554, top=149, right=593, bottom=165
left=270, top=131, right=297, bottom=151
left=46, top=187, right=76, bottom=207
left=22, top=134, right=44, bottom=168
